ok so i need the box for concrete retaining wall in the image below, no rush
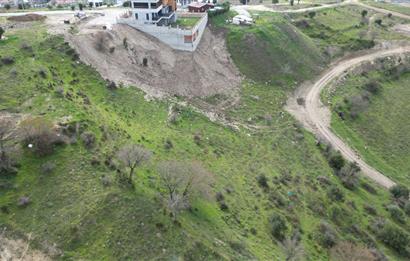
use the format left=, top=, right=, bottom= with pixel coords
left=117, top=13, right=207, bottom=52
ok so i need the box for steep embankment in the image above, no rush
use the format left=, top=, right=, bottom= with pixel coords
left=224, top=13, right=324, bottom=86
left=67, top=24, right=241, bottom=98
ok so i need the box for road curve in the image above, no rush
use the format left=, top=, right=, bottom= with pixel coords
left=354, top=1, right=410, bottom=20
left=232, top=0, right=354, bottom=15
left=234, top=0, right=410, bottom=20
left=287, top=47, right=410, bottom=189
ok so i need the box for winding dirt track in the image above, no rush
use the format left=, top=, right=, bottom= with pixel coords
left=235, top=0, right=410, bottom=188
left=287, top=47, right=410, bottom=189
left=234, top=0, right=410, bottom=19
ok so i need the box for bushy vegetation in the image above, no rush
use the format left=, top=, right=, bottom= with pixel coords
left=373, top=220, right=410, bottom=257
left=290, top=6, right=405, bottom=58
left=325, top=61, right=410, bottom=186
left=0, top=11, right=408, bottom=260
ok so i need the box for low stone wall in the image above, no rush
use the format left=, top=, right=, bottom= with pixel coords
left=117, top=13, right=208, bottom=52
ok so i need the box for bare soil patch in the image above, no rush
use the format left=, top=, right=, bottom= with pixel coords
left=66, top=24, right=241, bottom=98
left=0, top=234, right=51, bottom=261
left=393, top=24, right=410, bottom=35
left=7, top=14, right=46, bottom=22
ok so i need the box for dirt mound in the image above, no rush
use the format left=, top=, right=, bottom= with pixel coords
left=68, top=24, right=241, bottom=98
left=7, top=14, right=46, bottom=22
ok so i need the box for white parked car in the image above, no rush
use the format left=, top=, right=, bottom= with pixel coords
left=74, top=11, right=86, bottom=19
left=232, top=15, right=253, bottom=25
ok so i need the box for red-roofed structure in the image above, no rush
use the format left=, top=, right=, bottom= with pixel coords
left=188, top=2, right=213, bottom=12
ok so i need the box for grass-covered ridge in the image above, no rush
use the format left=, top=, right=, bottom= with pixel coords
left=0, top=14, right=408, bottom=261
left=214, top=11, right=325, bottom=86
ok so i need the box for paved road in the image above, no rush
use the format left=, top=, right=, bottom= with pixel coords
left=286, top=47, right=410, bottom=189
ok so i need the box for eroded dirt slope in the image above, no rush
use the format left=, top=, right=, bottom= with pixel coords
left=67, top=24, right=241, bottom=98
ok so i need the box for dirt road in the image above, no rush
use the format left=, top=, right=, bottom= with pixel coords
left=286, top=47, right=410, bottom=189
left=234, top=0, right=410, bottom=19
left=355, top=1, right=410, bottom=20
left=232, top=0, right=353, bottom=14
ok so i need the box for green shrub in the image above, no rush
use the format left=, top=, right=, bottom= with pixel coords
left=364, top=80, right=381, bottom=95
left=404, top=201, right=410, bottom=216
left=363, top=204, right=377, bottom=215
left=316, top=221, right=338, bottom=248
left=328, top=152, right=345, bottom=171
left=1, top=56, right=15, bottom=65
left=80, top=131, right=96, bottom=149
left=257, top=174, right=269, bottom=189
left=308, top=12, right=316, bottom=19
left=270, top=213, right=287, bottom=240
left=387, top=204, right=406, bottom=224
left=40, top=162, right=55, bottom=175
left=390, top=184, right=409, bottom=200
left=337, top=162, right=360, bottom=190
left=0, top=27, right=4, bottom=40
left=327, top=186, right=345, bottom=202
left=376, top=222, right=410, bottom=257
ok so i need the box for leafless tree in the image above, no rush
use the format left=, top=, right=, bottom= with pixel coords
left=157, top=161, right=213, bottom=220
left=330, top=241, right=376, bottom=261
left=117, top=144, right=151, bottom=183
left=280, top=235, right=305, bottom=261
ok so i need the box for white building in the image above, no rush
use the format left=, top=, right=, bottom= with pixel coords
left=130, top=0, right=176, bottom=25
left=117, top=0, right=208, bottom=51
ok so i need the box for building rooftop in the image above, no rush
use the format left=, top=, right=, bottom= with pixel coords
left=188, top=2, right=212, bottom=8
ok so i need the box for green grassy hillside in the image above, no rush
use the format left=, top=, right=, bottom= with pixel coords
left=0, top=11, right=409, bottom=261
left=361, top=0, right=410, bottom=16
left=222, top=12, right=325, bottom=86
left=290, top=5, right=408, bottom=58
left=324, top=65, right=410, bottom=187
